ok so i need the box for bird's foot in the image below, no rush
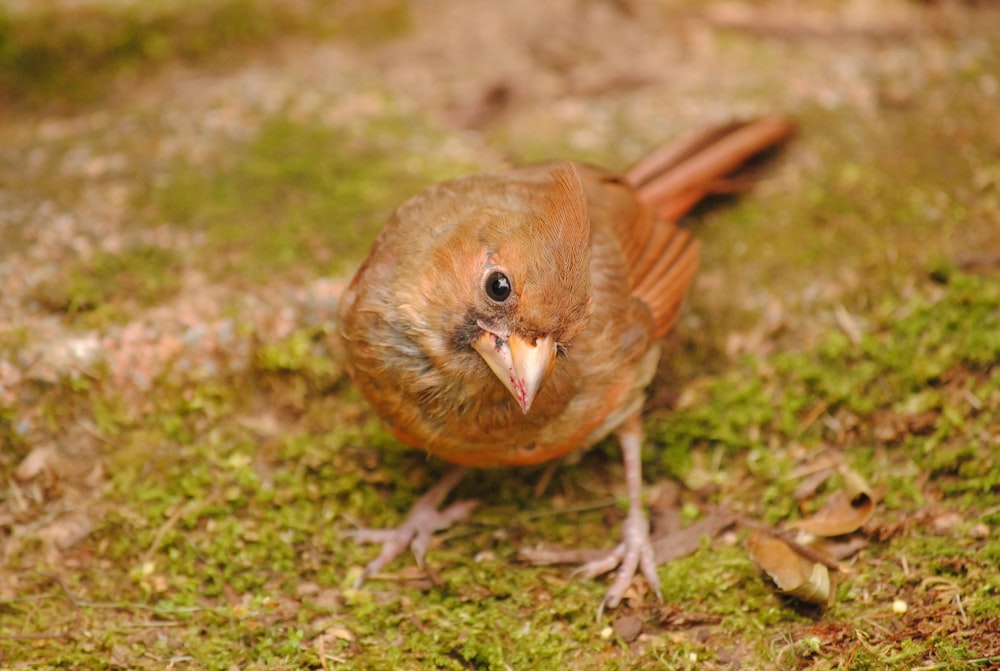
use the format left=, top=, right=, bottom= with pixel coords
left=347, top=500, right=479, bottom=587
left=346, top=467, right=477, bottom=588
left=575, top=506, right=662, bottom=618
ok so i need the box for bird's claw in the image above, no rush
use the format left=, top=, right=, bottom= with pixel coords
left=573, top=543, right=625, bottom=581
left=575, top=507, right=662, bottom=618
left=347, top=498, right=479, bottom=588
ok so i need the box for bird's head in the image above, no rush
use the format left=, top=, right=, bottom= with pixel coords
left=424, top=162, right=593, bottom=413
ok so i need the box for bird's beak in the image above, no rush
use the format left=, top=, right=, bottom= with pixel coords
left=472, top=332, right=557, bottom=414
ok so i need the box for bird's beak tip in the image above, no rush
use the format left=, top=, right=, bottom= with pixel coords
left=473, top=332, right=556, bottom=413
left=507, top=333, right=555, bottom=414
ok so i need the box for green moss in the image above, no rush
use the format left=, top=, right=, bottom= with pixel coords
left=0, top=0, right=411, bottom=114
left=31, top=244, right=182, bottom=326
left=146, top=115, right=473, bottom=285
left=655, top=271, right=998, bottom=458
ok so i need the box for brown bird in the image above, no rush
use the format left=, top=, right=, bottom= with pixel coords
left=338, top=118, right=794, bottom=612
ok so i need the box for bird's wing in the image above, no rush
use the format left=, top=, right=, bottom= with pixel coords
left=585, top=118, right=795, bottom=338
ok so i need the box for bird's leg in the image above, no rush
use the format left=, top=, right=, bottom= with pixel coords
left=576, top=415, right=662, bottom=615
left=347, top=466, right=478, bottom=588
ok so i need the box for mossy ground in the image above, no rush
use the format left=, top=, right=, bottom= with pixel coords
left=1, top=1, right=998, bottom=669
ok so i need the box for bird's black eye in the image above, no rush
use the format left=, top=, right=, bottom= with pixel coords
left=485, top=271, right=512, bottom=302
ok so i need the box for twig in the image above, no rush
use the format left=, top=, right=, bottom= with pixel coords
left=954, top=592, right=967, bottom=625
left=533, top=461, right=559, bottom=499
left=795, top=400, right=831, bottom=437
left=833, top=304, right=863, bottom=346
left=142, top=492, right=220, bottom=564
left=0, top=631, right=69, bottom=640
left=37, top=571, right=207, bottom=614
left=912, top=656, right=1000, bottom=671
left=316, top=633, right=330, bottom=671
left=119, top=620, right=185, bottom=628
left=520, top=497, right=620, bottom=520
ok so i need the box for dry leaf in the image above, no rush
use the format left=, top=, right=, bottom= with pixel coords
left=35, top=510, right=94, bottom=550
left=792, top=466, right=836, bottom=501
left=652, top=511, right=736, bottom=564
left=15, top=445, right=60, bottom=482
left=326, top=626, right=355, bottom=642
left=747, top=532, right=832, bottom=605
left=811, top=535, right=870, bottom=561
left=612, top=615, right=643, bottom=642
left=790, top=469, right=874, bottom=537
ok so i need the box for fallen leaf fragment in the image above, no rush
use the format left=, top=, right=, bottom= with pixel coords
left=790, top=468, right=875, bottom=537
left=655, top=604, right=723, bottom=628
left=792, top=466, right=837, bottom=501
left=747, top=532, right=832, bottom=606
left=15, top=446, right=59, bottom=482
left=36, top=510, right=95, bottom=550
left=612, top=615, right=643, bottom=642
left=652, top=511, right=736, bottom=564
left=811, top=534, right=869, bottom=561
left=747, top=467, right=876, bottom=607
left=326, top=626, right=355, bottom=642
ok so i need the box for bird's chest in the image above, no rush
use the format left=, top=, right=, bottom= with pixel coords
left=414, top=366, right=577, bottom=464
left=386, top=344, right=648, bottom=469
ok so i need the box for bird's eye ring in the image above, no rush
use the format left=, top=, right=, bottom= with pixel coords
left=485, top=271, right=512, bottom=302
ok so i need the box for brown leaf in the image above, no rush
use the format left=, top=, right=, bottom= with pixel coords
left=648, top=481, right=683, bottom=537
left=873, top=408, right=938, bottom=442
left=812, top=535, right=870, bottom=561
left=747, top=532, right=832, bottom=605
left=792, top=466, right=837, bottom=501
left=108, top=643, right=136, bottom=670
left=35, top=510, right=94, bottom=550
left=655, top=604, right=723, bottom=628
left=612, top=615, right=643, bottom=642
left=790, top=469, right=874, bottom=537
left=651, top=511, right=736, bottom=564
left=325, top=626, right=355, bottom=642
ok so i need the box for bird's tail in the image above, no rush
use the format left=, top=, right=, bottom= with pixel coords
left=621, top=117, right=794, bottom=338
left=626, top=116, right=795, bottom=222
